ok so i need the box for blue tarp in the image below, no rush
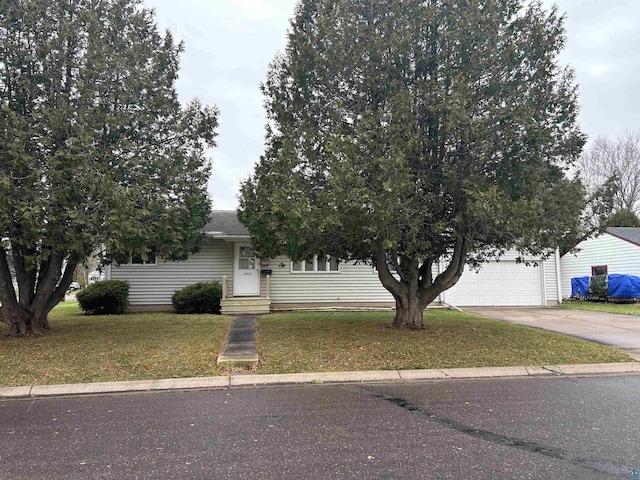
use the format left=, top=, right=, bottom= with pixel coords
left=571, top=276, right=590, bottom=297
left=608, top=274, right=640, bottom=298
left=571, top=274, right=640, bottom=298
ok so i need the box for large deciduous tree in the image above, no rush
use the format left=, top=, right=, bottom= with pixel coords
left=240, top=0, right=586, bottom=328
left=0, top=0, right=218, bottom=334
left=578, top=133, right=640, bottom=214
left=557, top=133, right=640, bottom=255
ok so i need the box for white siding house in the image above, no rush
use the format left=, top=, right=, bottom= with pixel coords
left=560, top=227, right=640, bottom=299
left=267, top=255, right=394, bottom=308
left=109, top=211, right=560, bottom=311
left=109, top=240, right=234, bottom=309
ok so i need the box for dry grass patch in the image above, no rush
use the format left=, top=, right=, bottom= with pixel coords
left=562, top=301, right=640, bottom=316
left=0, top=301, right=232, bottom=387
left=257, top=310, right=632, bottom=374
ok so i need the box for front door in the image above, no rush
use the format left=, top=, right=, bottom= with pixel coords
left=234, top=243, right=260, bottom=296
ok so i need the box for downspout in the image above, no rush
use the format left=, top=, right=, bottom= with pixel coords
left=555, top=248, right=563, bottom=305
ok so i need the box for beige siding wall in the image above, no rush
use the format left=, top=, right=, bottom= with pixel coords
left=110, top=240, right=233, bottom=306
left=543, top=255, right=559, bottom=304
left=267, top=251, right=556, bottom=306
left=560, top=234, right=640, bottom=299
left=266, top=256, right=394, bottom=304
left=111, top=242, right=558, bottom=307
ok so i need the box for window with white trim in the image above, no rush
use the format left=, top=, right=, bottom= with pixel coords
left=291, top=253, right=339, bottom=273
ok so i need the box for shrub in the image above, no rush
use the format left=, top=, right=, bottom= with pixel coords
left=588, top=275, right=608, bottom=299
left=172, top=282, right=222, bottom=314
left=76, top=280, right=129, bottom=315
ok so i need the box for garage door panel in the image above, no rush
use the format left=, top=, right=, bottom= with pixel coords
left=443, top=261, right=543, bottom=306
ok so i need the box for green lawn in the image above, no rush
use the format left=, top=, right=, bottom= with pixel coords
left=0, top=301, right=231, bottom=387
left=1, top=304, right=634, bottom=388
left=562, top=301, right=640, bottom=316
left=256, top=310, right=632, bottom=374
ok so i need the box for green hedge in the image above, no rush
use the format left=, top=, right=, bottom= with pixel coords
left=172, top=282, right=222, bottom=314
left=76, top=280, right=129, bottom=315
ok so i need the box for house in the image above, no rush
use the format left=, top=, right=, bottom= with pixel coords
left=88, top=270, right=106, bottom=284
left=107, top=210, right=561, bottom=313
left=560, top=227, right=640, bottom=299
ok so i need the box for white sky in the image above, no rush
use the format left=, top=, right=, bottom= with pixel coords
left=145, top=0, right=640, bottom=210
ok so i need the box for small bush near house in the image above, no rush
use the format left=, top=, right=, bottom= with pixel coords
left=76, top=280, right=130, bottom=315
left=588, top=275, right=609, bottom=299
left=172, top=282, right=222, bottom=314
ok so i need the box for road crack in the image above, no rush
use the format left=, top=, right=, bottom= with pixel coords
left=358, top=387, right=635, bottom=478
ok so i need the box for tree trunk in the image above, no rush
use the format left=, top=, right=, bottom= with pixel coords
left=1, top=300, right=51, bottom=336
left=0, top=248, right=75, bottom=336
left=392, top=291, right=427, bottom=329
left=374, top=235, right=468, bottom=330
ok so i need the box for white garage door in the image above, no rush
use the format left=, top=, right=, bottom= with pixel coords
left=442, top=261, right=543, bottom=306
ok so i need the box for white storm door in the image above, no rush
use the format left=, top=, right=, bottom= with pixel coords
left=234, top=243, right=260, bottom=296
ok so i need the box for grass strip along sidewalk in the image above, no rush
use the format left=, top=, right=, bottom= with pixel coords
left=0, top=303, right=632, bottom=388
left=562, top=301, right=640, bottom=316
left=256, top=310, right=632, bottom=374
left=0, top=301, right=231, bottom=388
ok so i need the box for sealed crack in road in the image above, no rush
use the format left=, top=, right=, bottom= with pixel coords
left=355, top=386, right=636, bottom=479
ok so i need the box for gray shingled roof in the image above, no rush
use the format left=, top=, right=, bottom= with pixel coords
left=204, top=210, right=250, bottom=238
left=607, top=227, right=640, bottom=246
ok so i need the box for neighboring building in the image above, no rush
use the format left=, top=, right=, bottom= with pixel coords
left=560, top=227, right=640, bottom=299
left=88, top=270, right=105, bottom=284
left=108, top=210, right=561, bottom=313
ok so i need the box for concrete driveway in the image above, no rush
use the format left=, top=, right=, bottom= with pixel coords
left=463, top=307, right=640, bottom=360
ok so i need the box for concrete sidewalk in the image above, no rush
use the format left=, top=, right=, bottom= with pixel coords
left=463, top=307, right=640, bottom=360
left=216, top=315, right=259, bottom=367
left=2, top=362, right=639, bottom=400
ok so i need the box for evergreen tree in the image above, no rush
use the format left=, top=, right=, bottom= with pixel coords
left=0, top=0, right=218, bottom=334
left=240, top=0, right=586, bottom=328
left=607, top=209, right=640, bottom=228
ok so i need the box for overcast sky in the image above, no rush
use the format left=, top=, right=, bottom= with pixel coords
left=145, top=0, right=640, bottom=210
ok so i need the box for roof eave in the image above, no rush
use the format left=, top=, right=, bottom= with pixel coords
left=606, top=229, right=640, bottom=248
left=205, top=232, right=251, bottom=241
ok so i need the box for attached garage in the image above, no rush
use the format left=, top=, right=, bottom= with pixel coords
left=440, top=258, right=557, bottom=307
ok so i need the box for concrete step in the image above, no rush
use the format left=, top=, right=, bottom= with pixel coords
left=222, top=298, right=271, bottom=306
left=221, top=297, right=271, bottom=315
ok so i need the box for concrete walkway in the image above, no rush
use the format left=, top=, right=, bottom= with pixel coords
left=463, top=307, right=640, bottom=360
left=216, top=315, right=259, bottom=367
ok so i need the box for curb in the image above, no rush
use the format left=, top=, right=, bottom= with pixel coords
left=1, top=362, right=639, bottom=400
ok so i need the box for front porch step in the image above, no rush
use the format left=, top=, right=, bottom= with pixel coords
left=221, top=297, right=271, bottom=315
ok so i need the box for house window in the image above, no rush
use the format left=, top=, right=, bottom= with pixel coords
left=128, top=251, right=157, bottom=266
left=291, top=253, right=339, bottom=273
left=591, top=265, right=608, bottom=276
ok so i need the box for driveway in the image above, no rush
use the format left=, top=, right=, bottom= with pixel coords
left=463, top=307, right=640, bottom=360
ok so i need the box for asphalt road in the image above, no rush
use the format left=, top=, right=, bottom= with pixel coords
left=1, top=375, right=639, bottom=479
